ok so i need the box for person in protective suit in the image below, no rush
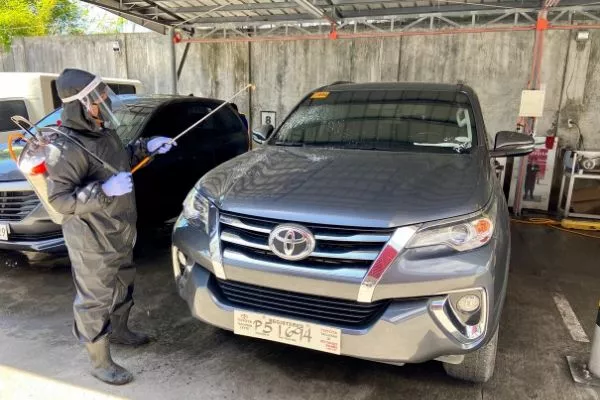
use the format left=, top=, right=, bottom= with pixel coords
left=45, top=68, right=175, bottom=385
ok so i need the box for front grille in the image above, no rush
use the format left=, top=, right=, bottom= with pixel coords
left=9, top=231, right=62, bottom=241
left=219, top=212, right=392, bottom=269
left=0, top=191, right=40, bottom=221
left=216, top=278, right=391, bottom=327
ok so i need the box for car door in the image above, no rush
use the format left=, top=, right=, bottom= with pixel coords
left=131, top=100, right=224, bottom=226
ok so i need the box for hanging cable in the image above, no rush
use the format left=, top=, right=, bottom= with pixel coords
left=572, top=121, right=585, bottom=150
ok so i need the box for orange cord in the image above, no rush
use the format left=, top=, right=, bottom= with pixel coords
left=7, top=133, right=27, bottom=162
left=511, top=218, right=600, bottom=239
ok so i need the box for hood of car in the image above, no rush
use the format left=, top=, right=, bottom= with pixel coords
left=0, top=144, right=25, bottom=182
left=199, top=146, right=492, bottom=228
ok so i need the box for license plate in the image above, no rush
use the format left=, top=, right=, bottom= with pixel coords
left=233, top=310, right=341, bottom=355
left=0, top=224, right=10, bottom=241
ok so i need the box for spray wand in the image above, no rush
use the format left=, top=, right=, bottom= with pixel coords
left=131, top=83, right=255, bottom=174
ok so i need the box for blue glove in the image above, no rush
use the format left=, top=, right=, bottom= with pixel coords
left=147, top=137, right=176, bottom=154
left=101, top=172, right=133, bottom=197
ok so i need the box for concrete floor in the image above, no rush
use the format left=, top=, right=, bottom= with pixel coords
left=1, top=223, right=600, bottom=400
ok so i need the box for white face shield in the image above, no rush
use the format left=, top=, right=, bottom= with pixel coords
left=60, top=76, right=125, bottom=130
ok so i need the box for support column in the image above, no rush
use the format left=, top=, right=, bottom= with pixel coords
left=168, top=27, right=178, bottom=95
left=513, top=9, right=548, bottom=215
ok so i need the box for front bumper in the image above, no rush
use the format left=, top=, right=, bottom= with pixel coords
left=172, top=208, right=509, bottom=364
left=0, top=236, right=65, bottom=253
left=0, top=181, right=66, bottom=254
left=177, top=264, right=488, bottom=364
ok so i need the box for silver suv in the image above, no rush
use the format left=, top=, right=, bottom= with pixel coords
left=171, top=82, right=534, bottom=382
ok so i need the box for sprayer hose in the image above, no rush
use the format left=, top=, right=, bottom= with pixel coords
left=7, top=133, right=27, bottom=162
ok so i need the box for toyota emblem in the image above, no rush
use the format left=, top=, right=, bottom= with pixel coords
left=268, top=224, right=315, bottom=261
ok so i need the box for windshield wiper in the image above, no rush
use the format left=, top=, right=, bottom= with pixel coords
left=274, top=142, right=305, bottom=147
left=413, top=142, right=471, bottom=153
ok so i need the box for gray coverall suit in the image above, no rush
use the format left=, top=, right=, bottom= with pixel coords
left=45, top=114, right=148, bottom=343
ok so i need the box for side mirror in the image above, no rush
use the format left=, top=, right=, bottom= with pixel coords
left=490, top=131, right=535, bottom=158
left=252, top=124, right=274, bottom=145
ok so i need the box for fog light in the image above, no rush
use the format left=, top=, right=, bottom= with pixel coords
left=456, top=294, right=480, bottom=313
left=172, top=246, right=192, bottom=280
left=177, top=250, right=187, bottom=267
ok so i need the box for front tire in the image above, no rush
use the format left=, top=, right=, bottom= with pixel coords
left=443, top=329, right=498, bottom=383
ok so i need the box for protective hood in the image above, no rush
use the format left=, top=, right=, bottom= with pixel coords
left=56, top=69, right=103, bottom=135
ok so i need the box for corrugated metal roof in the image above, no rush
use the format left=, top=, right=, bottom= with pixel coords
left=78, top=0, right=598, bottom=34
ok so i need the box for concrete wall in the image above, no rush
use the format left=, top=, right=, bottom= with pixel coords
left=9, top=35, right=129, bottom=78
left=178, top=42, right=250, bottom=117
left=0, top=30, right=598, bottom=147
left=249, top=38, right=401, bottom=128
left=399, top=31, right=569, bottom=140
left=558, top=30, right=600, bottom=149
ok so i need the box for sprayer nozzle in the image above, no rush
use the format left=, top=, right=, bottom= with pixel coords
left=249, top=84, right=256, bottom=91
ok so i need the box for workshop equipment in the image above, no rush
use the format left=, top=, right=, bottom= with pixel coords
left=558, top=150, right=600, bottom=220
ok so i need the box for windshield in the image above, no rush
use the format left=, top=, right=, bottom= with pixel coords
left=271, top=89, right=477, bottom=153
left=37, top=108, right=62, bottom=127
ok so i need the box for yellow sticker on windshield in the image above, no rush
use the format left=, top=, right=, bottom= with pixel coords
left=311, top=91, right=329, bottom=99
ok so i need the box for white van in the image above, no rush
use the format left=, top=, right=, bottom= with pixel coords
left=0, top=72, right=143, bottom=140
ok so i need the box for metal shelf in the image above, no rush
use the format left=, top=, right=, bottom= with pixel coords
left=558, top=150, right=600, bottom=220
left=562, top=172, right=600, bottom=180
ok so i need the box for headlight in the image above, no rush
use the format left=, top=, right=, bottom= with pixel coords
left=182, top=189, right=210, bottom=233
left=407, top=199, right=496, bottom=252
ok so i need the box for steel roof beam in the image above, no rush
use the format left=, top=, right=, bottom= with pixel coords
left=179, top=4, right=600, bottom=28
left=141, top=0, right=186, bottom=21
left=80, top=0, right=169, bottom=33
left=169, top=0, right=418, bottom=14
left=173, top=2, right=300, bottom=13
left=179, top=13, right=316, bottom=26
left=169, top=0, right=597, bottom=14
left=292, top=0, right=339, bottom=23
left=171, top=1, right=409, bottom=13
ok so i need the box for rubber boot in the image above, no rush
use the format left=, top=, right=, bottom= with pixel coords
left=85, top=336, right=133, bottom=385
left=109, top=309, right=150, bottom=346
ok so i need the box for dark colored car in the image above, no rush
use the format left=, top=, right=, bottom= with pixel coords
left=171, top=82, right=534, bottom=382
left=0, top=95, right=249, bottom=259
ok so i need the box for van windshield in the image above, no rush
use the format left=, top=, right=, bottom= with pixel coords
left=270, top=89, right=477, bottom=153
left=0, top=100, right=28, bottom=132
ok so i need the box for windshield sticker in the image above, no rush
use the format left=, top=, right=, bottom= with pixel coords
left=311, top=92, right=330, bottom=99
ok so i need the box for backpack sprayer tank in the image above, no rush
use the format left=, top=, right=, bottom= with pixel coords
left=9, top=116, right=67, bottom=225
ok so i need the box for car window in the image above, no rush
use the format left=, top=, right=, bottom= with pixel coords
left=109, top=84, right=137, bottom=95
left=141, top=101, right=243, bottom=140
left=271, top=90, right=477, bottom=153
left=0, top=100, right=28, bottom=131
left=51, top=80, right=62, bottom=109
left=37, top=108, right=62, bottom=127
left=33, top=98, right=243, bottom=146
left=114, top=101, right=153, bottom=144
